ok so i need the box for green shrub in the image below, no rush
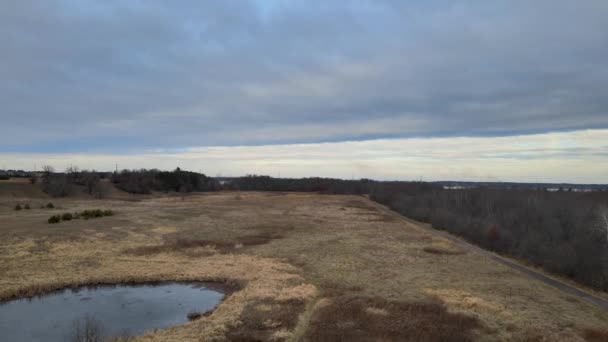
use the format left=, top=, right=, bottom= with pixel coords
left=48, top=215, right=61, bottom=224
left=15, top=204, right=22, bottom=211
left=24, top=204, right=30, bottom=210
left=46, top=203, right=54, bottom=209
left=62, top=213, right=73, bottom=221
left=78, top=209, right=114, bottom=220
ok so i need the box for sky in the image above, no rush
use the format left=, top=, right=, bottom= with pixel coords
left=1, top=1, right=607, bottom=182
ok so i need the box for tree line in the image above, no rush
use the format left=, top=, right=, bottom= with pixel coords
left=226, top=175, right=374, bottom=194
left=110, top=168, right=219, bottom=194
left=39, top=166, right=219, bottom=197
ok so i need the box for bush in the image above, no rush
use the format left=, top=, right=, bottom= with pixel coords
left=24, top=204, right=30, bottom=210
left=80, top=209, right=112, bottom=219
left=48, top=215, right=61, bottom=224
left=15, top=204, right=22, bottom=211
left=187, top=311, right=203, bottom=321
left=73, top=212, right=80, bottom=219
left=46, top=203, right=54, bottom=209
left=62, top=213, right=73, bottom=221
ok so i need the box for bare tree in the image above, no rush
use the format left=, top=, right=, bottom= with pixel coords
left=80, top=170, right=100, bottom=195
left=40, top=165, right=71, bottom=197
left=598, top=206, right=608, bottom=242
left=41, top=165, right=54, bottom=184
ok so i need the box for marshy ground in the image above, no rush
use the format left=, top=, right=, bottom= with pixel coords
left=1, top=185, right=607, bottom=341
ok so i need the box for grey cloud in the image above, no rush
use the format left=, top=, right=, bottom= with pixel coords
left=1, top=0, right=608, bottom=152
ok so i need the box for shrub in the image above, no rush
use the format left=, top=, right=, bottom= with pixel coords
left=62, top=213, right=73, bottom=221
left=24, top=204, right=30, bottom=210
left=46, top=203, right=54, bottom=209
left=73, top=212, right=80, bottom=219
left=187, top=311, right=203, bottom=321
left=78, top=209, right=114, bottom=220
left=81, top=209, right=102, bottom=219
left=48, top=215, right=61, bottom=224
left=15, top=204, right=22, bottom=211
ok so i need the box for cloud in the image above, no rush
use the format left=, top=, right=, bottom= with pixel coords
left=2, top=129, right=607, bottom=183
left=1, top=1, right=608, bottom=152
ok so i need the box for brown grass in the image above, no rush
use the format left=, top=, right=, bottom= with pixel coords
left=226, top=298, right=306, bottom=341
left=422, top=239, right=466, bottom=255
left=423, top=246, right=466, bottom=255
left=305, top=296, right=481, bottom=342
left=582, top=327, right=608, bottom=342
left=125, top=232, right=283, bottom=256
left=1, top=188, right=607, bottom=341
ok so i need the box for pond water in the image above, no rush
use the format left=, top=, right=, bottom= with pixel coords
left=0, top=282, right=225, bottom=342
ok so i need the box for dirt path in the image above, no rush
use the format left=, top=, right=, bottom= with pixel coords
left=369, top=200, right=608, bottom=312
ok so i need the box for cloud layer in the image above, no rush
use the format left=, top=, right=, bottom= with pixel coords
left=2, top=1, right=608, bottom=152
left=3, top=130, right=607, bottom=183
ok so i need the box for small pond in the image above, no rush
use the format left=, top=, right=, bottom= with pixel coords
left=0, top=282, right=225, bottom=342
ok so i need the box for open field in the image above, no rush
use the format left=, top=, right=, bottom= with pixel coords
left=1, top=186, right=608, bottom=341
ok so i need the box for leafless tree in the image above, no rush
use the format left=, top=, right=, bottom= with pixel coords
left=40, top=165, right=71, bottom=197
left=41, top=165, right=54, bottom=184
left=598, top=206, right=608, bottom=242
left=80, top=170, right=100, bottom=195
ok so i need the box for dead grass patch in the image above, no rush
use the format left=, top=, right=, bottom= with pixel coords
left=318, top=281, right=364, bottom=297
left=226, top=298, right=306, bottom=342
left=426, top=289, right=510, bottom=316
left=125, top=232, right=284, bottom=256
left=304, top=296, right=482, bottom=342
left=345, top=199, right=380, bottom=212
left=423, top=240, right=466, bottom=255
left=423, top=246, right=466, bottom=255
left=582, top=327, right=608, bottom=342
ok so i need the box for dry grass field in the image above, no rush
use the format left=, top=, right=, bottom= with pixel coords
left=1, top=182, right=608, bottom=341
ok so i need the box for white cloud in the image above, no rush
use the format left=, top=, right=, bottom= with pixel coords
left=2, top=129, right=607, bottom=183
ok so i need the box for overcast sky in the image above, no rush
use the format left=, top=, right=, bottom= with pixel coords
left=1, top=1, right=607, bottom=182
